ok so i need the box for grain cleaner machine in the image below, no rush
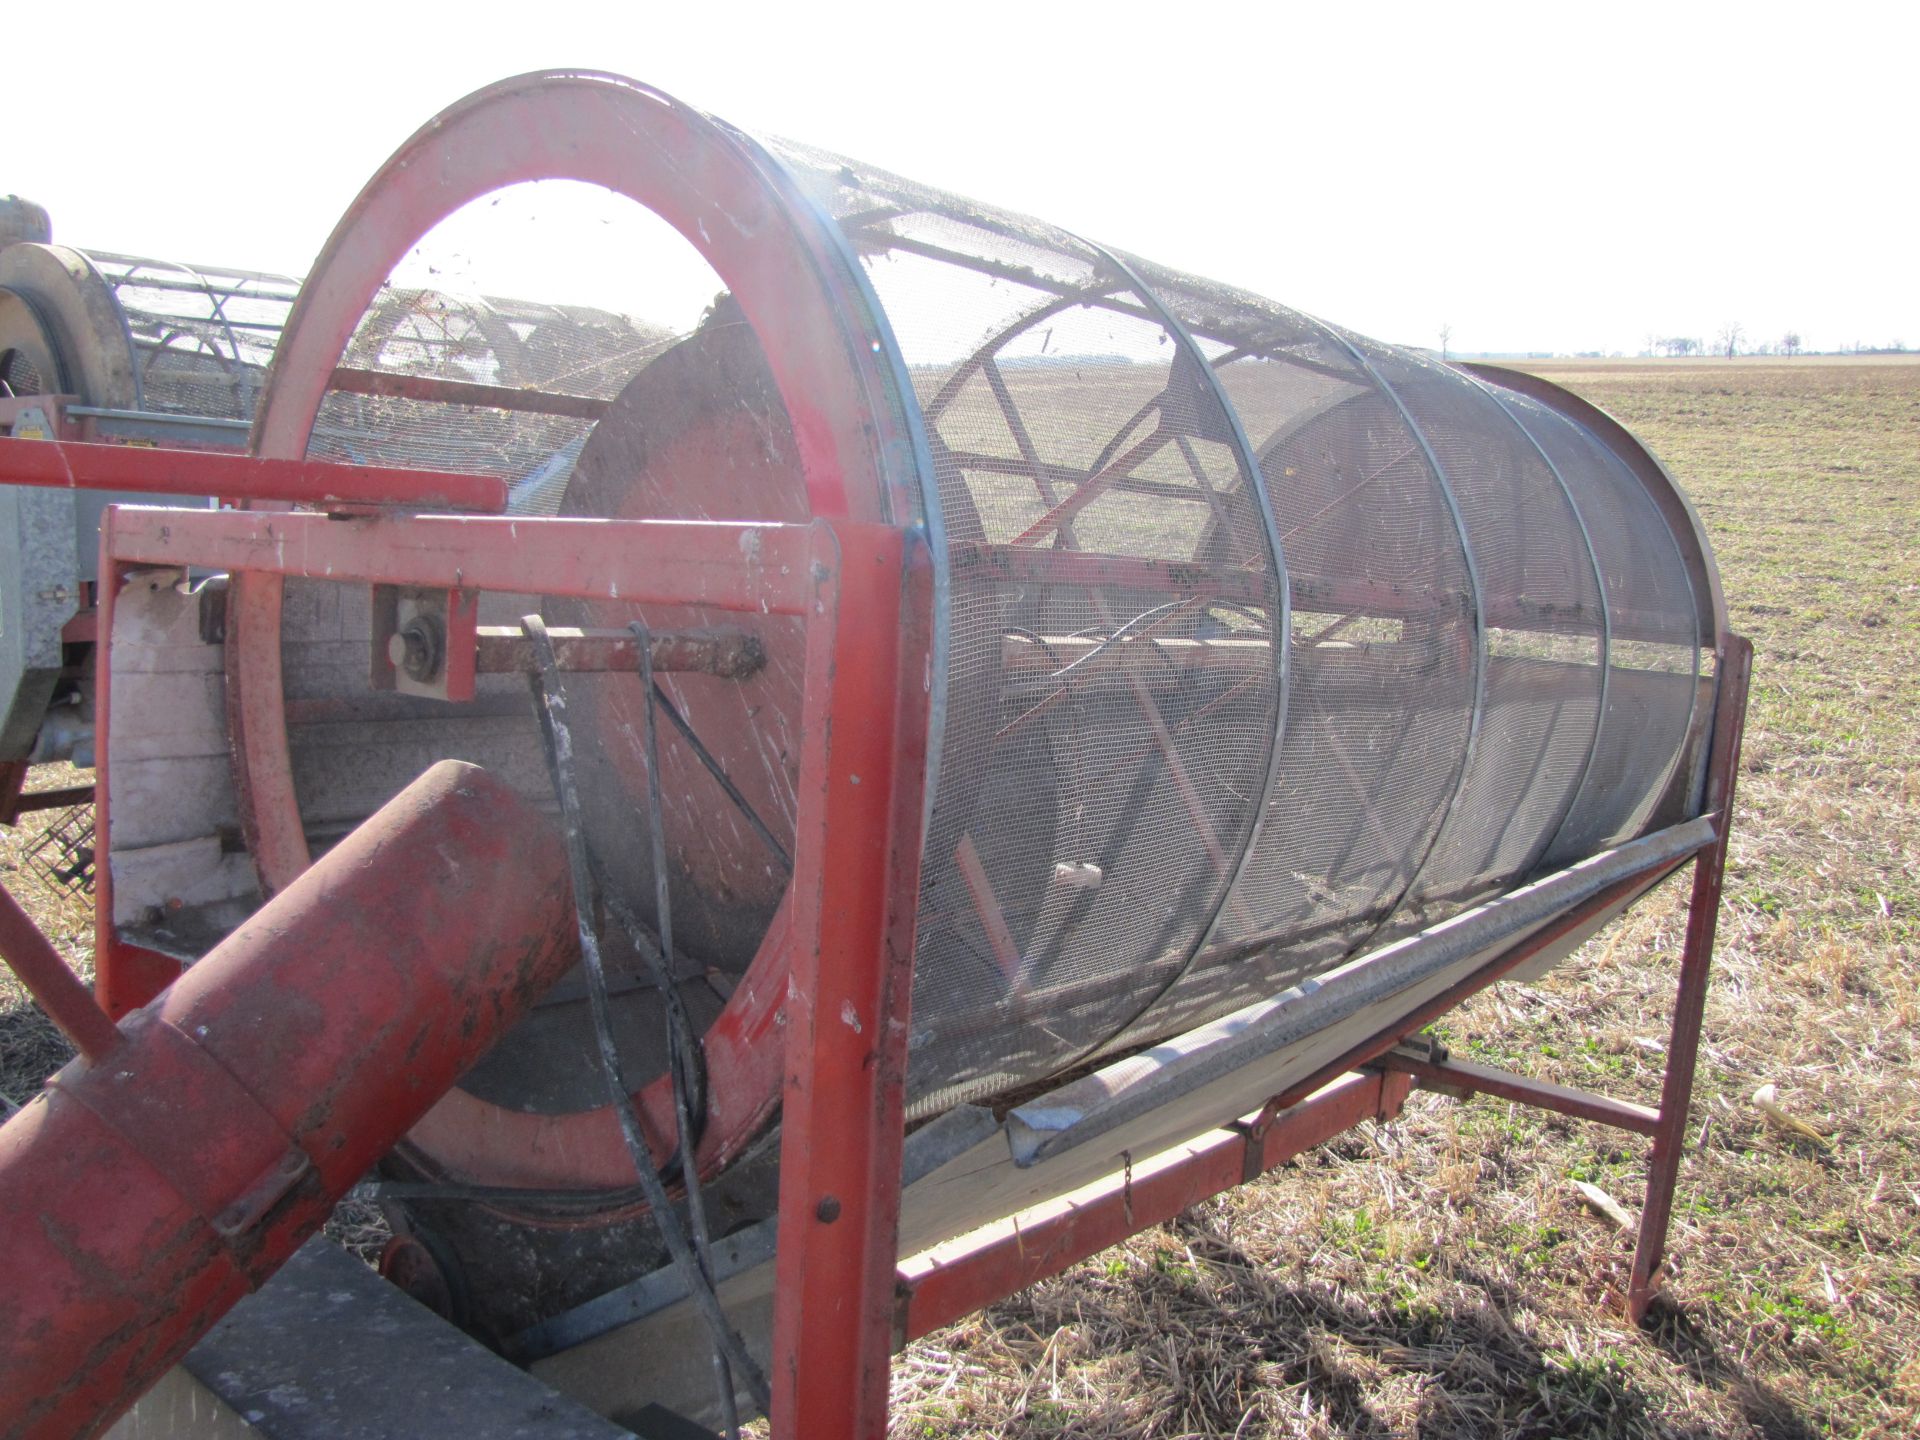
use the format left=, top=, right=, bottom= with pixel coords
left=0, top=71, right=1749, bottom=1440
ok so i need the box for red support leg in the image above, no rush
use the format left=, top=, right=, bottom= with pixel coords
left=769, top=520, right=933, bottom=1439
left=1628, top=636, right=1753, bottom=1321
left=0, top=762, right=26, bottom=825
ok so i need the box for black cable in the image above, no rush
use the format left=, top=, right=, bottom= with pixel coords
left=633, top=620, right=741, bottom=1436
left=521, top=614, right=770, bottom=1425
left=353, top=1179, right=649, bottom=1210
left=597, top=884, right=710, bottom=1150
left=648, top=677, right=792, bottom=874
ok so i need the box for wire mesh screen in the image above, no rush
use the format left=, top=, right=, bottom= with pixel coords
left=79, top=251, right=299, bottom=420
left=767, top=143, right=1287, bottom=1111
left=765, top=140, right=1708, bottom=1110
left=1348, top=341, right=1607, bottom=949
left=239, top=112, right=1711, bottom=1119
left=1494, top=391, right=1702, bottom=865
left=1095, top=270, right=1481, bottom=1052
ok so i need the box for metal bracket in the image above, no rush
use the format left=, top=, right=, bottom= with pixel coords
left=1388, top=1030, right=1450, bottom=1066
left=210, top=1148, right=313, bottom=1240
left=7, top=405, right=57, bottom=441
left=371, top=585, right=478, bottom=702
left=53, top=1009, right=311, bottom=1258
left=1229, top=1097, right=1286, bottom=1185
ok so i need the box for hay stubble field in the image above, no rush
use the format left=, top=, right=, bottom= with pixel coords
left=2, top=355, right=1914, bottom=1439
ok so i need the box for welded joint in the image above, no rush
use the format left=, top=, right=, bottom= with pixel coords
left=52, top=1009, right=311, bottom=1260
left=1230, top=1098, right=1287, bottom=1185
left=1230, top=1069, right=1413, bottom=1185
left=211, top=1148, right=312, bottom=1239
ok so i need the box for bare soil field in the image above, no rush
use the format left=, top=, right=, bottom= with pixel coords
left=3, top=356, right=1914, bottom=1438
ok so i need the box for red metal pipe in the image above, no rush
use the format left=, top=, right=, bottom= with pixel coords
left=0, top=435, right=508, bottom=512
left=329, top=364, right=612, bottom=420
left=0, top=760, right=578, bottom=1440
left=1378, top=1051, right=1660, bottom=1136
left=0, top=760, right=25, bottom=823
left=6, top=783, right=93, bottom=813
left=0, top=881, right=122, bottom=1062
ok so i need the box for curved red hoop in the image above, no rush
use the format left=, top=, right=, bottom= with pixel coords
left=233, top=71, right=919, bottom=1186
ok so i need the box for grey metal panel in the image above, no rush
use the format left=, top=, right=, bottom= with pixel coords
left=109, top=1240, right=635, bottom=1440
left=0, top=476, right=77, bottom=759
left=529, top=1239, right=775, bottom=1433
left=103, top=568, right=258, bottom=930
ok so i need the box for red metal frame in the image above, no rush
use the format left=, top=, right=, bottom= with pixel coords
left=102, top=507, right=818, bottom=615
left=2, top=780, right=93, bottom=817
left=5, top=417, right=1748, bottom=1434
left=169, top=74, right=936, bottom=1218
left=225, top=71, right=925, bottom=929
left=898, top=1069, right=1416, bottom=1343
left=83, top=490, right=940, bottom=1437
left=0, top=761, right=25, bottom=824
left=0, top=62, right=1752, bottom=1436
left=0, top=881, right=120, bottom=1062
left=0, top=435, right=507, bottom=513
left=9, top=433, right=1745, bottom=1437
left=81, top=495, right=1748, bottom=1435
left=770, top=524, right=933, bottom=1436
left=91, top=504, right=820, bottom=1183
left=1628, top=635, right=1751, bottom=1318
left=6, top=483, right=1746, bottom=1440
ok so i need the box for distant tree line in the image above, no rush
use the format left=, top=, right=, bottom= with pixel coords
left=1640, top=328, right=1908, bottom=358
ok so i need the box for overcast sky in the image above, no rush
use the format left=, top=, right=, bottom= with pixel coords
left=8, top=0, right=1912, bottom=356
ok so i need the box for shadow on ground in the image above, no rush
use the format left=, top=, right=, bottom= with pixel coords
left=969, top=1219, right=1825, bottom=1440
left=0, top=993, right=74, bottom=1110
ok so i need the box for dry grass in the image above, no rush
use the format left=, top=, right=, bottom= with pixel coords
left=0, top=764, right=97, bottom=1113
left=3, top=358, right=1914, bottom=1437
left=889, top=358, right=1920, bottom=1440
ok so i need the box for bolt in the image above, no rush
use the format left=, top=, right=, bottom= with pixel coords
left=816, top=1195, right=842, bottom=1224
left=388, top=614, right=444, bottom=683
